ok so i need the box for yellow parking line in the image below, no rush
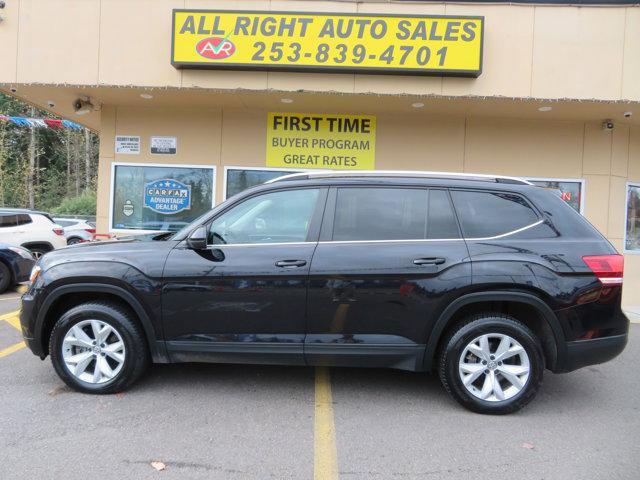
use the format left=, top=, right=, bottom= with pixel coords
left=0, top=310, right=21, bottom=332
left=314, top=367, right=338, bottom=480
left=0, top=341, right=25, bottom=358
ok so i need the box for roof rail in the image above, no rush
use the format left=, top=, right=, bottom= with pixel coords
left=265, top=170, right=532, bottom=186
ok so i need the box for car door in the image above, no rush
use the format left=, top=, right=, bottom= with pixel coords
left=305, top=186, right=471, bottom=371
left=0, top=214, right=21, bottom=245
left=162, top=186, right=327, bottom=365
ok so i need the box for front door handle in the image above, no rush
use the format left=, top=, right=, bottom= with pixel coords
left=275, top=259, right=307, bottom=268
left=413, top=257, right=446, bottom=266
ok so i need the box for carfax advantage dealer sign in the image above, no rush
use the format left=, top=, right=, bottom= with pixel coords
left=171, top=10, right=484, bottom=76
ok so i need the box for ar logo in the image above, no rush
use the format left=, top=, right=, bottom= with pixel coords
left=196, top=36, right=236, bottom=60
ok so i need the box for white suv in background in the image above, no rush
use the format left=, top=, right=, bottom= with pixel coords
left=0, top=209, right=67, bottom=258
left=53, top=218, right=96, bottom=245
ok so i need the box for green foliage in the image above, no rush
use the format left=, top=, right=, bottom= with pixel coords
left=0, top=92, right=99, bottom=212
left=52, top=190, right=97, bottom=215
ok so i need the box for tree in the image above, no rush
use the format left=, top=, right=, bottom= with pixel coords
left=0, top=92, right=99, bottom=214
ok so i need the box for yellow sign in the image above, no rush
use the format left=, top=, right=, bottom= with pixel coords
left=172, top=10, right=483, bottom=77
left=266, top=113, right=376, bottom=170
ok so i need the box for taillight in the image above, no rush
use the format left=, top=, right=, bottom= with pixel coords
left=85, top=228, right=96, bottom=234
left=582, top=254, right=624, bottom=286
left=53, top=228, right=64, bottom=236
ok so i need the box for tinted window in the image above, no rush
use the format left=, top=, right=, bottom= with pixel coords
left=333, top=188, right=427, bottom=241
left=428, top=190, right=460, bottom=239
left=209, top=188, right=319, bottom=244
left=0, top=215, right=17, bottom=228
left=451, top=190, right=539, bottom=238
left=55, top=219, right=75, bottom=227
left=16, top=214, right=32, bottom=226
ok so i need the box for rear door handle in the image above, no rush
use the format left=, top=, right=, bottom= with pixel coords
left=275, top=259, right=307, bottom=268
left=413, top=257, right=446, bottom=266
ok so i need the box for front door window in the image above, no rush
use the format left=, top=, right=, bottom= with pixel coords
left=208, top=188, right=320, bottom=245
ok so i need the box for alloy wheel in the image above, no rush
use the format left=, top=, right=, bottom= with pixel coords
left=61, top=319, right=126, bottom=384
left=458, top=333, right=530, bottom=402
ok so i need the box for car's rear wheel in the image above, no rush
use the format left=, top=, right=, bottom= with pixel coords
left=0, top=262, right=11, bottom=293
left=49, top=302, right=149, bottom=394
left=439, top=314, right=544, bottom=414
left=28, top=247, right=49, bottom=260
left=67, top=237, right=83, bottom=245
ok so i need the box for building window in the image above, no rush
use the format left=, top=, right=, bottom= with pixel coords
left=111, top=163, right=215, bottom=232
left=626, top=183, right=640, bottom=253
left=224, top=167, right=301, bottom=199
left=527, top=178, right=585, bottom=214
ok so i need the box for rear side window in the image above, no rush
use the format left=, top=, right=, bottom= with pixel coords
left=451, top=190, right=539, bottom=238
left=427, top=190, right=460, bottom=239
left=55, top=220, right=75, bottom=227
left=16, top=214, right=33, bottom=226
left=0, top=215, right=17, bottom=228
left=333, top=188, right=428, bottom=241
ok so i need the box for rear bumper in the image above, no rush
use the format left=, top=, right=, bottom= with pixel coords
left=554, top=333, right=628, bottom=373
left=15, top=257, right=34, bottom=283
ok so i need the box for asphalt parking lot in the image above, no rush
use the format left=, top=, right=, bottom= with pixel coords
left=1, top=288, right=639, bottom=480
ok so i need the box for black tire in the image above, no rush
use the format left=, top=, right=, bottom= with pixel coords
left=0, top=262, right=11, bottom=293
left=67, top=237, right=83, bottom=245
left=439, top=314, right=544, bottom=415
left=49, top=302, right=149, bottom=394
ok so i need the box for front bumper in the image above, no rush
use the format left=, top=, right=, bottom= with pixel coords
left=19, top=291, right=45, bottom=358
left=555, top=333, right=628, bottom=373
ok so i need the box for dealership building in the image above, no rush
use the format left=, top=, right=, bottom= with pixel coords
left=0, top=0, right=639, bottom=314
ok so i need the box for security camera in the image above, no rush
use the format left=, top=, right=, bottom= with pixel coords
left=623, top=111, right=633, bottom=118
left=9, top=86, right=17, bottom=93
left=602, top=120, right=614, bottom=131
left=73, top=98, right=94, bottom=115
left=0, top=1, right=6, bottom=9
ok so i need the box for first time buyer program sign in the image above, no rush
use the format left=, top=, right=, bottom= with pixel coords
left=267, top=113, right=376, bottom=170
left=172, top=10, right=483, bottom=76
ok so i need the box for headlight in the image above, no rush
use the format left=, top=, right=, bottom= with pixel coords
left=8, top=246, right=35, bottom=260
left=29, top=265, right=42, bottom=284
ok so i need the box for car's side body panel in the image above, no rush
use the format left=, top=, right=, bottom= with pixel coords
left=305, top=240, right=471, bottom=370
left=18, top=175, right=629, bottom=378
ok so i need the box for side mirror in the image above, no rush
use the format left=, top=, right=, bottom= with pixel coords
left=186, top=226, right=207, bottom=250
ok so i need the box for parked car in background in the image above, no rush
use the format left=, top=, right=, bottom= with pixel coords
left=20, top=172, right=629, bottom=414
left=0, top=209, right=67, bottom=258
left=0, top=243, right=35, bottom=293
left=53, top=218, right=96, bottom=245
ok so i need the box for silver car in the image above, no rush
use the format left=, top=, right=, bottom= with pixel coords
left=53, top=218, right=95, bottom=245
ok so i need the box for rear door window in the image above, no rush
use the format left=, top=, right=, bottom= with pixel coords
left=0, top=214, right=17, bottom=228
left=55, top=219, right=75, bottom=227
left=333, top=187, right=428, bottom=241
left=451, top=190, right=539, bottom=238
left=427, top=190, right=460, bottom=239
left=16, top=214, right=33, bottom=226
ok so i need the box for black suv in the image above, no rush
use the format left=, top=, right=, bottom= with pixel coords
left=20, top=172, right=628, bottom=414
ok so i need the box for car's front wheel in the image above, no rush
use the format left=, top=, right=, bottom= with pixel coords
left=49, top=302, right=149, bottom=394
left=439, top=314, right=544, bottom=414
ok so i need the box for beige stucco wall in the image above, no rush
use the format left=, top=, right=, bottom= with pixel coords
left=95, top=105, right=640, bottom=309
left=0, top=0, right=638, bottom=101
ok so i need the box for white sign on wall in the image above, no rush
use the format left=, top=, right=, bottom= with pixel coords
left=150, top=136, right=178, bottom=155
left=115, top=136, right=141, bottom=155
